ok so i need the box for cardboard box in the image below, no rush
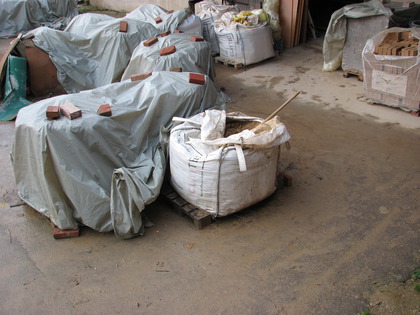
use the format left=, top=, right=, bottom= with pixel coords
left=22, top=39, right=66, bottom=98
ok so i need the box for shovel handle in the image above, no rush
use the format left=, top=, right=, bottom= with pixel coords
left=262, top=91, right=300, bottom=123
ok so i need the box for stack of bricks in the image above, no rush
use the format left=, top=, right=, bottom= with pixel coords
left=374, top=31, right=419, bottom=57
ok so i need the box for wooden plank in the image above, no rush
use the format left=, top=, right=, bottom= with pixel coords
left=300, top=0, right=309, bottom=44
left=279, top=0, right=294, bottom=49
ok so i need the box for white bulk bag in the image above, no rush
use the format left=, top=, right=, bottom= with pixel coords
left=214, top=20, right=275, bottom=65
left=169, top=110, right=290, bottom=217
left=197, top=1, right=240, bottom=55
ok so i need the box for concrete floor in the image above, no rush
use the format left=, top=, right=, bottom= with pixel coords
left=0, top=38, right=419, bottom=314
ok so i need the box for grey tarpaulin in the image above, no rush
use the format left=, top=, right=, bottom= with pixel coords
left=121, top=33, right=215, bottom=81
left=12, top=71, right=229, bottom=239
left=322, top=0, right=391, bottom=72
left=28, top=5, right=189, bottom=93
left=0, top=0, right=78, bottom=38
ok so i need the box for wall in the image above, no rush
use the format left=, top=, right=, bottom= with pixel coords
left=89, top=0, right=188, bottom=12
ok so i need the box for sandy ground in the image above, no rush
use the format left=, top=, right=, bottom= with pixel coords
left=0, top=37, right=419, bottom=314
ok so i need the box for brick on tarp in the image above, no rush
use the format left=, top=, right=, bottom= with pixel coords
left=144, top=37, right=158, bottom=47
left=189, top=73, right=205, bottom=85
left=160, top=45, right=176, bottom=56
left=174, top=30, right=182, bottom=33
left=154, top=16, right=162, bottom=24
left=60, top=103, right=82, bottom=120
left=53, top=227, right=80, bottom=239
left=97, top=104, right=112, bottom=116
left=170, top=68, right=182, bottom=72
left=119, top=21, right=128, bottom=32
left=131, top=72, right=152, bottom=81
left=167, top=10, right=174, bottom=14
left=190, top=36, right=204, bottom=42
left=46, top=106, right=60, bottom=120
left=160, top=30, right=171, bottom=37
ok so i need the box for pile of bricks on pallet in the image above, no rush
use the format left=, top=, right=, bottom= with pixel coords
left=374, top=31, right=419, bottom=57
left=363, top=30, right=420, bottom=112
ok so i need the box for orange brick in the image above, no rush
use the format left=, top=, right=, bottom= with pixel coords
left=97, top=104, right=112, bottom=116
left=60, top=103, right=82, bottom=120
left=144, top=37, right=158, bottom=47
left=189, top=73, right=205, bottom=85
left=53, top=227, right=80, bottom=239
left=131, top=72, right=152, bottom=82
left=119, top=21, right=128, bottom=32
left=170, top=67, right=182, bottom=72
left=154, top=16, right=162, bottom=24
left=174, top=30, right=182, bottom=33
left=160, top=45, right=176, bottom=56
left=160, top=30, right=171, bottom=37
left=46, top=106, right=60, bottom=120
left=190, top=36, right=204, bottom=42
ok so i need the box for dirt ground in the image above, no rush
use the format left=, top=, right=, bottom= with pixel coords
left=0, top=31, right=419, bottom=314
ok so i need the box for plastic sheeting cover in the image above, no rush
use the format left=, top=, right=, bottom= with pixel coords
left=12, top=72, right=229, bottom=239
left=322, top=0, right=392, bottom=72
left=29, top=5, right=189, bottom=93
left=122, top=33, right=214, bottom=81
left=0, top=0, right=78, bottom=38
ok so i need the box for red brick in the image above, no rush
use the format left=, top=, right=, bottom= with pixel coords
left=170, top=68, right=182, bottom=72
left=97, top=104, right=112, bottom=116
left=410, top=110, right=420, bottom=117
left=174, top=30, right=182, bottom=33
left=189, top=73, right=206, bottom=85
left=46, top=106, right=60, bottom=120
left=130, top=72, right=152, bottom=82
left=60, top=103, right=82, bottom=120
left=119, top=21, right=128, bottom=32
left=154, top=16, right=162, bottom=24
left=190, top=36, right=204, bottom=42
left=277, top=171, right=293, bottom=187
left=167, top=10, right=174, bottom=14
left=160, top=45, right=176, bottom=56
left=53, top=227, right=80, bottom=239
left=160, top=30, right=171, bottom=37
left=144, top=37, right=158, bottom=47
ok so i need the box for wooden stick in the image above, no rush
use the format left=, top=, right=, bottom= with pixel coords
left=262, top=91, right=300, bottom=123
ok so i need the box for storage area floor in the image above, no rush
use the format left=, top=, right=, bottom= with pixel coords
left=0, top=38, right=419, bottom=314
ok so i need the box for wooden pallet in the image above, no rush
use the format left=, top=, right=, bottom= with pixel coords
left=160, top=184, right=213, bottom=229
left=343, top=70, right=363, bottom=81
left=214, top=56, right=244, bottom=69
left=160, top=171, right=292, bottom=229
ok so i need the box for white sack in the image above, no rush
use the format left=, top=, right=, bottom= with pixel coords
left=214, top=20, right=275, bottom=65
left=12, top=72, right=229, bottom=239
left=169, top=110, right=290, bottom=217
left=197, top=1, right=240, bottom=55
left=122, top=33, right=214, bottom=81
